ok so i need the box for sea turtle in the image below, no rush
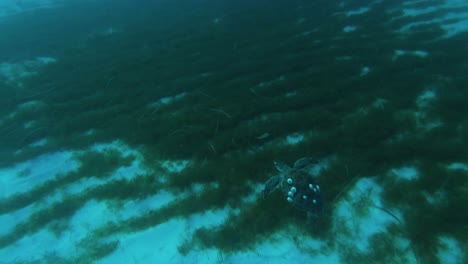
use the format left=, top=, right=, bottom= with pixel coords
left=263, top=157, right=323, bottom=214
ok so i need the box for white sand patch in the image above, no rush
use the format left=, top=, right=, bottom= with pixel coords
left=191, top=183, right=206, bottom=193
left=335, top=55, right=353, bottom=61
left=1, top=100, right=46, bottom=124
left=228, top=230, right=339, bottom=263
left=285, top=90, right=297, bottom=97
left=442, top=15, right=468, bottom=38
left=81, top=141, right=149, bottom=182
left=0, top=228, right=65, bottom=263
left=60, top=192, right=183, bottom=258
left=333, top=177, right=400, bottom=252
left=110, top=157, right=148, bottom=181
left=371, top=98, right=388, bottom=109
left=393, top=49, right=428, bottom=60
left=402, top=5, right=438, bottom=16
left=392, top=236, right=419, bottom=263
left=185, top=207, right=232, bottom=230
left=28, top=138, right=48, bottom=147
left=447, top=162, right=468, bottom=171
left=83, top=129, right=97, bottom=136
left=147, top=92, right=187, bottom=109
left=161, top=159, right=190, bottom=173
left=359, top=66, right=370, bottom=76
left=23, top=120, right=37, bottom=129
left=286, top=133, right=304, bottom=145
left=99, top=219, right=188, bottom=263
left=191, top=182, right=219, bottom=194
left=0, top=141, right=149, bottom=236
left=99, top=207, right=232, bottom=264
left=116, top=191, right=180, bottom=218
left=0, top=204, right=34, bottom=236
left=256, top=132, right=270, bottom=140
left=343, top=25, right=358, bottom=33
left=17, top=100, right=46, bottom=111
left=0, top=57, right=56, bottom=86
left=26, top=151, right=148, bottom=219
left=398, top=0, right=468, bottom=38
left=412, top=89, right=442, bottom=131
left=242, top=182, right=263, bottom=204
left=0, top=151, right=78, bottom=199
left=399, top=17, right=441, bottom=33
left=422, top=190, right=447, bottom=206
left=0, top=0, right=57, bottom=18
left=417, top=89, right=436, bottom=108
left=307, top=155, right=333, bottom=177
left=0, top=201, right=111, bottom=263
left=89, top=140, right=140, bottom=158
left=0, top=61, right=36, bottom=82
left=413, top=111, right=443, bottom=131
left=255, top=75, right=285, bottom=89
left=60, top=177, right=104, bottom=198
left=101, top=27, right=121, bottom=36
left=346, top=7, right=370, bottom=17
left=0, top=188, right=181, bottom=262
left=99, top=209, right=341, bottom=264
left=391, top=166, right=419, bottom=181
left=54, top=141, right=146, bottom=193
left=67, top=200, right=112, bottom=237
left=437, top=236, right=465, bottom=264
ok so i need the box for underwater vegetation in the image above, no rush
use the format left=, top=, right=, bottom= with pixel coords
left=0, top=0, right=467, bottom=262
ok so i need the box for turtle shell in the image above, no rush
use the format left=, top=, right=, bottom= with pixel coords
left=281, top=169, right=323, bottom=214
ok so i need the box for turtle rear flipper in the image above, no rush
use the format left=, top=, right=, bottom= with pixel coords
left=293, top=157, right=318, bottom=169
left=263, top=175, right=282, bottom=199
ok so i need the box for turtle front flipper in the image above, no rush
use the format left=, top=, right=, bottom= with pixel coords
left=263, top=175, right=282, bottom=199
left=274, top=160, right=290, bottom=172
left=293, top=157, right=318, bottom=169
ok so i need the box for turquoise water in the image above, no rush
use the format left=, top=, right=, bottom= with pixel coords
left=0, top=0, right=467, bottom=263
